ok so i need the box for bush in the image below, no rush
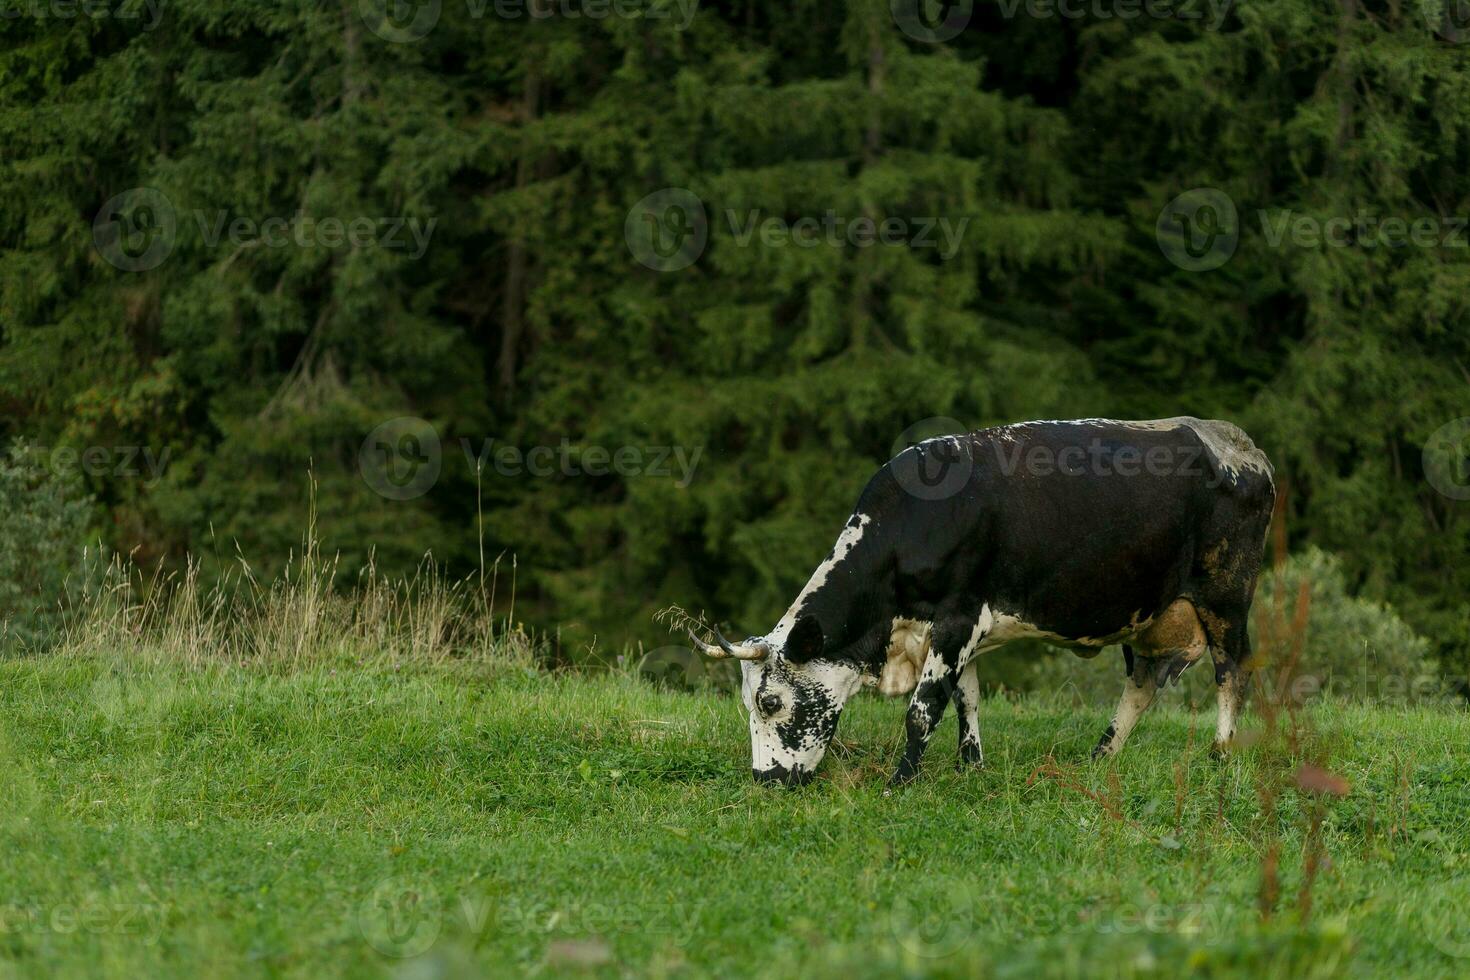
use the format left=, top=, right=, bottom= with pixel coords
left=0, top=442, right=94, bottom=650
left=1254, top=547, right=1437, bottom=703
left=1025, top=548, right=1438, bottom=706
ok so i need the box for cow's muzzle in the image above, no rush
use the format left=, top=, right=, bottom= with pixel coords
left=752, top=764, right=813, bottom=787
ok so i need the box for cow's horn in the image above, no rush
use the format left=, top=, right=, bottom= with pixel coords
left=724, top=629, right=771, bottom=661
left=688, top=627, right=769, bottom=661
left=687, top=627, right=724, bottom=657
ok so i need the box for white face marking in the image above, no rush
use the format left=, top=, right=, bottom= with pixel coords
left=765, top=514, right=870, bottom=648
left=741, top=657, right=864, bottom=779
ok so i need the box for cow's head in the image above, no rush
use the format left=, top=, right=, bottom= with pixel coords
left=690, top=616, right=865, bottom=786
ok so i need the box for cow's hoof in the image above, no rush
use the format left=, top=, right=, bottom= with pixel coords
left=1090, top=745, right=1113, bottom=762
left=958, top=747, right=984, bottom=769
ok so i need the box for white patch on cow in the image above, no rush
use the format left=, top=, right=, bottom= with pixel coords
left=909, top=606, right=995, bottom=690
left=955, top=661, right=983, bottom=763
left=765, top=513, right=871, bottom=648
left=958, top=604, right=994, bottom=665
left=971, top=609, right=1043, bottom=651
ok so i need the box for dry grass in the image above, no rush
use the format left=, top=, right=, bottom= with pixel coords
left=53, top=489, right=537, bottom=671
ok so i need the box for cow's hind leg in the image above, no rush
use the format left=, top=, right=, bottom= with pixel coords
left=953, top=660, right=983, bottom=768
left=1209, top=622, right=1254, bottom=753
left=1093, top=645, right=1162, bottom=759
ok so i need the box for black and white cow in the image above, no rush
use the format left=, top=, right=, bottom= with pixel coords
left=689, top=417, right=1275, bottom=786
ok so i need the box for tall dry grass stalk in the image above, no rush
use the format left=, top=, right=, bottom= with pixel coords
left=53, top=485, right=537, bottom=671
left=1246, top=486, right=1350, bottom=925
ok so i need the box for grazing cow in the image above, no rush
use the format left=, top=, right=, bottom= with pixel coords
left=688, top=417, right=1275, bottom=786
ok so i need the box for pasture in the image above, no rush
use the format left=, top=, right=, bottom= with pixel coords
left=3, top=650, right=1469, bottom=978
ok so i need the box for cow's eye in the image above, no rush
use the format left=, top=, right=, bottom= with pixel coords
left=758, top=693, right=783, bottom=717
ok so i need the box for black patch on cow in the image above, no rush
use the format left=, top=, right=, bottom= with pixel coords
left=785, top=615, right=825, bottom=663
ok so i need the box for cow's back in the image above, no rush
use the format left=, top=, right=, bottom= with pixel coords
left=876, top=418, right=1273, bottom=644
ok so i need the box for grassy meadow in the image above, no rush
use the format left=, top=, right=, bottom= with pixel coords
left=4, top=643, right=1470, bottom=979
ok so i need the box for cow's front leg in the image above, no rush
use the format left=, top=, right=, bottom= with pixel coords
left=891, top=659, right=955, bottom=785
left=953, top=660, right=983, bottom=768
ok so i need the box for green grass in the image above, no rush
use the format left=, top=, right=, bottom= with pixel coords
left=3, top=653, right=1470, bottom=978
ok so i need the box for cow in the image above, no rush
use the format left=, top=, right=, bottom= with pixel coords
left=687, top=417, right=1275, bottom=787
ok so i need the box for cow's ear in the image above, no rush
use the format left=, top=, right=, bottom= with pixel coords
left=785, top=616, right=825, bottom=662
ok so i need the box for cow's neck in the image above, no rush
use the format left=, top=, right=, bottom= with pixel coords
left=768, top=511, right=894, bottom=665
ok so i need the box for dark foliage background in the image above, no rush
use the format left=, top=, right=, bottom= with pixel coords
left=2, top=0, right=1467, bottom=667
